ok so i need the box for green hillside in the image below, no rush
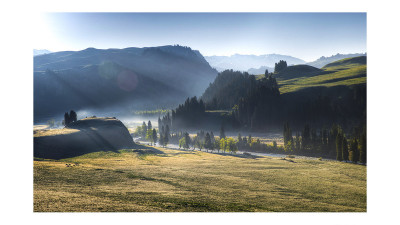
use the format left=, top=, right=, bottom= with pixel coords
left=275, top=56, right=366, bottom=94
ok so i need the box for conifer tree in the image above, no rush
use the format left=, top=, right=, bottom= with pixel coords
left=359, top=129, right=366, bottom=164
left=336, top=131, right=343, bottom=161
left=204, top=132, right=212, bottom=150
left=148, top=120, right=152, bottom=131
left=152, top=129, right=157, bottom=146
left=69, top=110, right=77, bottom=123
left=142, top=122, right=147, bottom=139
left=351, top=138, right=359, bottom=163
left=342, top=135, right=349, bottom=162
left=64, top=112, right=70, bottom=127
left=220, top=125, right=226, bottom=139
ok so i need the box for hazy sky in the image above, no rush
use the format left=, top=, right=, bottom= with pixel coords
left=34, top=13, right=366, bottom=62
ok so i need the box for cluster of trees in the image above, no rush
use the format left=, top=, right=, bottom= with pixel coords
left=237, top=133, right=282, bottom=153
left=274, top=60, right=288, bottom=73
left=282, top=122, right=366, bottom=163
left=232, top=74, right=281, bottom=129
left=201, top=70, right=258, bottom=110
left=63, top=110, right=77, bottom=127
left=158, top=112, right=172, bottom=133
left=158, top=124, right=170, bottom=147
left=164, top=96, right=205, bottom=129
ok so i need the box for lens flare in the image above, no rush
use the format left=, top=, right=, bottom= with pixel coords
left=117, top=70, right=138, bottom=92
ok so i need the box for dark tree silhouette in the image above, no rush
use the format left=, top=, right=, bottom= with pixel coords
left=274, top=60, right=288, bottom=73
left=220, top=125, right=226, bottom=139
left=152, top=129, right=157, bottom=145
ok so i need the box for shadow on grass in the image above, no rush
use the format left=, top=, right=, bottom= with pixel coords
left=210, top=152, right=263, bottom=159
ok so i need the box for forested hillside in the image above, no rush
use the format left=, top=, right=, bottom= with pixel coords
left=169, top=56, right=366, bottom=132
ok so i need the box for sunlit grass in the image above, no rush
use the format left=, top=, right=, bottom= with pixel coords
left=34, top=144, right=366, bottom=212
left=278, top=65, right=366, bottom=94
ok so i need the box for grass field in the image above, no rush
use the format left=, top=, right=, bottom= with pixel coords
left=254, top=56, right=367, bottom=94
left=277, top=65, right=366, bottom=94
left=34, top=144, right=366, bottom=212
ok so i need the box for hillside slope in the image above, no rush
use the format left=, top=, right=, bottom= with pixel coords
left=307, top=53, right=366, bottom=68
left=34, top=117, right=135, bottom=159
left=34, top=45, right=217, bottom=121
left=278, top=56, right=366, bottom=94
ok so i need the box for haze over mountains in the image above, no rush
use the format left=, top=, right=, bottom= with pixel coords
left=33, top=49, right=52, bottom=56
left=204, top=54, right=306, bottom=72
left=34, top=45, right=217, bottom=122
left=204, top=52, right=367, bottom=74
left=306, top=53, right=367, bottom=68
left=33, top=44, right=366, bottom=123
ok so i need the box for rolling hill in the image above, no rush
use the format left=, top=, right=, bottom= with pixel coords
left=306, top=53, right=366, bottom=68
left=277, top=56, right=366, bottom=94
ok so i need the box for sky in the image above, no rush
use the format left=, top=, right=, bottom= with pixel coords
left=34, top=13, right=366, bottom=62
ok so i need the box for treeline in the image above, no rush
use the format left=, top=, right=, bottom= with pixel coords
left=201, top=70, right=259, bottom=110
left=283, top=122, right=366, bottom=163
left=158, top=96, right=206, bottom=130
left=170, top=65, right=366, bottom=131
left=134, top=120, right=366, bottom=163
left=63, top=110, right=77, bottom=127
left=167, top=70, right=281, bottom=130
left=232, top=73, right=281, bottom=129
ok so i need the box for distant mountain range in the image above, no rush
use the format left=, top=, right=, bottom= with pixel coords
left=34, top=45, right=217, bottom=122
left=204, top=53, right=367, bottom=74
left=33, top=49, right=52, bottom=56
left=306, top=53, right=367, bottom=68
left=204, top=54, right=306, bottom=72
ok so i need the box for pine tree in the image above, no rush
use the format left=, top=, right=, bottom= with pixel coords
left=302, top=124, right=311, bottom=152
left=204, top=132, right=212, bottom=150
left=342, top=135, right=349, bottom=162
left=184, top=132, right=191, bottom=149
left=351, top=138, right=359, bottom=163
left=64, top=112, right=70, bottom=127
left=210, top=131, right=215, bottom=144
left=148, top=120, right=152, bottom=131
left=336, top=131, right=343, bottom=161
left=359, top=129, right=366, bottom=164
left=142, top=122, right=147, bottom=139
left=152, top=129, right=157, bottom=146
left=69, top=110, right=77, bottom=123
left=159, top=133, right=164, bottom=147
left=220, top=125, right=226, bottom=139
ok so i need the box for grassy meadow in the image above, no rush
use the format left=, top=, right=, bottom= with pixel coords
left=277, top=65, right=366, bottom=94
left=34, top=144, right=366, bottom=212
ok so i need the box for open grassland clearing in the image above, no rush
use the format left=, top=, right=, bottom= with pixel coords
left=34, top=144, right=366, bottom=212
left=277, top=65, right=366, bottom=94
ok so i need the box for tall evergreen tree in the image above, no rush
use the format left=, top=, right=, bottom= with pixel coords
left=142, top=122, right=147, bottom=139
left=302, top=124, right=311, bottom=152
left=70, top=110, right=77, bottom=123
left=350, top=138, right=359, bottom=163
left=359, top=129, right=366, bottom=164
left=220, top=124, right=226, bottom=139
left=336, top=131, right=343, bottom=161
left=204, top=132, right=212, bottom=150
left=152, top=129, right=157, bottom=146
left=342, top=135, right=349, bottom=162
left=64, top=112, right=70, bottom=127
left=148, top=120, right=152, bottom=131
